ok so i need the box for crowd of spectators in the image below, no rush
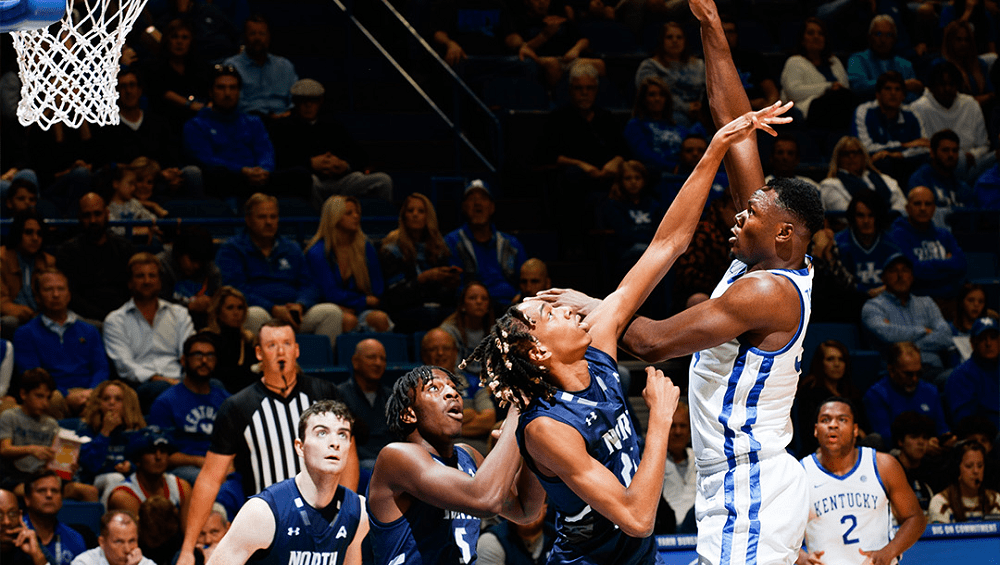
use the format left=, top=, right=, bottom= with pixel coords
left=1, top=0, right=999, bottom=563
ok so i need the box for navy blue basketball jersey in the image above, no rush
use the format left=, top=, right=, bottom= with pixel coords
left=516, top=347, right=658, bottom=565
left=250, top=478, right=361, bottom=565
left=368, top=446, right=481, bottom=565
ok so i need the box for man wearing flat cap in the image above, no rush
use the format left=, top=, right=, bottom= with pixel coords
left=270, top=78, right=393, bottom=209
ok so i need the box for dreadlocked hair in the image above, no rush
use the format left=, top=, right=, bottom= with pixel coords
left=386, top=365, right=466, bottom=438
left=462, top=305, right=556, bottom=411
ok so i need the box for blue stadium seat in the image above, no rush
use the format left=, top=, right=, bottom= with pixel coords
left=296, top=334, right=335, bottom=372
left=57, top=501, right=103, bottom=536
left=801, top=322, right=862, bottom=371
left=336, top=333, right=410, bottom=366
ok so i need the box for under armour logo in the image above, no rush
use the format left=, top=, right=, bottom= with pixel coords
left=585, top=412, right=597, bottom=426
left=288, top=527, right=300, bottom=536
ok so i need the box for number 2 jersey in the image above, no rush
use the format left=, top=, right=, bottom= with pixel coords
left=251, top=478, right=362, bottom=565
left=516, top=347, right=658, bottom=565
left=800, top=447, right=894, bottom=565
left=367, top=446, right=481, bottom=564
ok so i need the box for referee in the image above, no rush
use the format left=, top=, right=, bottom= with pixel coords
left=177, top=320, right=358, bottom=565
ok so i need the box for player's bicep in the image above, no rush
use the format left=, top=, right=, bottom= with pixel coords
left=344, top=501, right=368, bottom=565
left=207, top=498, right=274, bottom=565
left=877, top=453, right=923, bottom=521
left=379, top=443, right=497, bottom=517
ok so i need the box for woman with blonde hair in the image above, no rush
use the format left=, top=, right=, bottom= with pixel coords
left=204, top=286, right=257, bottom=394
left=379, top=192, right=459, bottom=332
left=818, top=136, right=906, bottom=226
left=941, top=20, right=995, bottom=106
left=77, top=380, right=146, bottom=503
left=306, top=195, right=391, bottom=333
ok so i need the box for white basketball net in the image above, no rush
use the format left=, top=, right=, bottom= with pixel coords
left=9, top=0, right=148, bottom=130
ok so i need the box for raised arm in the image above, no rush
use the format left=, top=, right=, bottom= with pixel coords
left=691, top=0, right=765, bottom=205
left=586, top=103, right=792, bottom=354
left=863, top=453, right=926, bottom=565
left=205, top=497, right=275, bottom=565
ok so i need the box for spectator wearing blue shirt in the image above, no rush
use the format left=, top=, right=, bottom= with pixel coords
left=852, top=71, right=929, bottom=185
left=148, top=334, right=231, bottom=486
left=13, top=269, right=108, bottom=416
left=215, top=193, right=344, bottom=347
left=444, top=180, right=527, bottom=309
left=847, top=16, right=922, bottom=102
left=888, top=185, right=967, bottom=298
left=834, top=191, right=900, bottom=298
left=22, top=471, right=87, bottom=565
left=863, top=341, right=950, bottom=445
left=908, top=129, right=973, bottom=229
left=223, top=15, right=297, bottom=119
left=947, top=317, right=999, bottom=429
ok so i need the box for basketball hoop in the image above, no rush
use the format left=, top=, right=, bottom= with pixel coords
left=5, top=0, right=149, bottom=130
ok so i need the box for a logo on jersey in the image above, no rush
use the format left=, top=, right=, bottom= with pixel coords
left=860, top=475, right=867, bottom=482
left=287, top=527, right=300, bottom=536
left=795, top=357, right=801, bottom=373
left=585, top=412, right=597, bottom=426
left=287, top=551, right=338, bottom=565
left=601, top=413, right=632, bottom=453
left=813, top=492, right=880, bottom=517
left=184, top=405, right=217, bottom=435
left=336, top=526, right=347, bottom=539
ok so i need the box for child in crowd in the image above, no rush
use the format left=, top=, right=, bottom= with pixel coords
left=0, top=369, right=97, bottom=500
left=130, top=157, right=169, bottom=219
left=891, top=411, right=938, bottom=511
left=108, top=164, right=159, bottom=244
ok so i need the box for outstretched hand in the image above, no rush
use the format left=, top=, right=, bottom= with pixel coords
left=712, top=101, right=794, bottom=146
left=530, top=288, right=601, bottom=318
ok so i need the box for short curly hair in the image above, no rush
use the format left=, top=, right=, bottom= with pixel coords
left=386, top=366, right=466, bottom=438
left=766, top=176, right=825, bottom=236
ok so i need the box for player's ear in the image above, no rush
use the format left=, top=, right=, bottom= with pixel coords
left=255, top=345, right=263, bottom=362
left=401, top=407, right=417, bottom=425
left=528, top=343, right=551, bottom=364
left=814, top=423, right=819, bottom=439
left=294, top=438, right=304, bottom=458
left=775, top=221, right=794, bottom=242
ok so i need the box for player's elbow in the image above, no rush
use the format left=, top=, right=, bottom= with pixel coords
left=619, top=515, right=656, bottom=538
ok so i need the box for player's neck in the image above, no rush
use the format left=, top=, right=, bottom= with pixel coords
left=410, top=431, right=455, bottom=461
left=548, top=358, right=591, bottom=393
left=296, top=470, right=339, bottom=509
left=818, top=446, right=858, bottom=475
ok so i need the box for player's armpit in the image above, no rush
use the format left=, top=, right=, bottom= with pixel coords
left=343, top=501, right=369, bottom=565
left=206, top=498, right=275, bottom=565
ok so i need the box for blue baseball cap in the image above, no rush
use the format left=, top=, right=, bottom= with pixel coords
left=970, top=317, right=999, bottom=339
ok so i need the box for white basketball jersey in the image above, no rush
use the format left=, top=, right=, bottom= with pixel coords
left=689, top=258, right=813, bottom=471
left=801, top=447, right=894, bottom=565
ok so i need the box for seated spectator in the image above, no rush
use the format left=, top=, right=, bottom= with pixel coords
left=182, top=65, right=306, bottom=199
left=891, top=411, right=938, bottom=511
left=103, top=253, right=195, bottom=412
left=795, top=340, right=867, bottom=456
left=157, top=227, right=221, bottom=328
left=635, top=22, right=705, bottom=127
left=129, top=159, right=170, bottom=219
left=441, top=281, right=494, bottom=377
left=601, top=160, right=666, bottom=269
left=819, top=136, right=907, bottom=221
left=444, top=181, right=527, bottom=309
left=911, top=62, right=992, bottom=183
left=939, top=21, right=994, bottom=108
left=336, top=338, right=392, bottom=470
left=0, top=369, right=97, bottom=500
left=659, top=134, right=730, bottom=207
left=215, top=193, right=344, bottom=347
left=202, top=287, right=256, bottom=394
left=847, top=15, right=922, bottom=102
left=721, top=16, right=780, bottom=111
left=514, top=257, right=551, bottom=303
left=379, top=193, right=460, bottom=333
left=13, top=268, right=108, bottom=417
left=764, top=134, right=821, bottom=191
left=887, top=185, right=967, bottom=298
left=1, top=210, right=55, bottom=329
left=953, top=416, right=1000, bottom=492
left=2, top=178, right=38, bottom=216
left=70, top=511, right=156, bottom=565
left=624, top=77, right=707, bottom=186
left=148, top=334, right=231, bottom=486
left=862, top=254, right=954, bottom=373
left=477, top=498, right=554, bottom=565
left=305, top=196, right=392, bottom=334
left=1, top=487, right=48, bottom=565
left=77, top=381, right=145, bottom=504
left=270, top=79, right=393, bottom=209
left=852, top=71, right=930, bottom=184
left=780, top=17, right=854, bottom=133
left=0, top=341, right=12, bottom=411
left=863, top=342, right=950, bottom=445
left=152, top=0, right=240, bottom=65
left=430, top=0, right=520, bottom=66
left=509, top=0, right=604, bottom=88
left=928, top=440, right=1000, bottom=522
left=196, top=503, right=229, bottom=563
left=420, top=328, right=495, bottom=455
left=908, top=129, right=973, bottom=229
left=107, top=163, right=159, bottom=246
left=108, top=428, right=191, bottom=519
left=143, top=19, right=212, bottom=134
left=834, top=191, right=900, bottom=301
left=222, top=15, right=297, bottom=120
left=22, top=470, right=87, bottom=565
left=946, top=317, right=999, bottom=429
left=938, top=0, right=997, bottom=53
left=56, top=193, right=135, bottom=324
left=656, top=400, right=695, bottom=534
left=951, top=283, right=995, bottom=361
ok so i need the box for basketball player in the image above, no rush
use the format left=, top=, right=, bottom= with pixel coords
left=366, top=365, right=545, bottom=565
left=799, top=398, right=925, bottom=565
left=538, top=1, right=826, bottom=562
left=461, top=102, right=794, bottom=564
left=206, top=400, right=366, bottom=565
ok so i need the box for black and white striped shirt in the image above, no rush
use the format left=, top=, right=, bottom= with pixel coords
left=209, top=376, right=341, bottom=496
